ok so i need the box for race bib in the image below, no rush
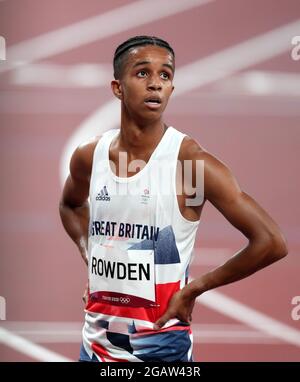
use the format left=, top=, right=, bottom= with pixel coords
left=89, top=245, right=156, bottom=307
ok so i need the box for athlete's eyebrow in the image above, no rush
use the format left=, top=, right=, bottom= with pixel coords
left=132, top=60, right=174, bottom=73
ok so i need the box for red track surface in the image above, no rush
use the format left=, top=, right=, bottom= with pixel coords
left=0, top=0, right=299, bottom=361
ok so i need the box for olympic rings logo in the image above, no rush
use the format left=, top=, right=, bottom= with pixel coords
left=120, top=297, right=130, bottom=304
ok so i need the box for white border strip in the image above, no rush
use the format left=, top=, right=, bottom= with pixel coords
left=0, top=327, right=73, bottom=362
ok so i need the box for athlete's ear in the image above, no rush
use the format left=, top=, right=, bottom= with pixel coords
left=111, top=80, right=122, bottom=100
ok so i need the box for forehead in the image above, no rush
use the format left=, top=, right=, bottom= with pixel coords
left=126, top=45, right=174, bottom=68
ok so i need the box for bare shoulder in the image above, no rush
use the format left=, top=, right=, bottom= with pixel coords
left=70, top=135, right=102, bottom=181
left=179, top=135, right=240, bottom=199
left=179, top=135, right=224, bottom=168
left=179, top=136, right=204, bottom=159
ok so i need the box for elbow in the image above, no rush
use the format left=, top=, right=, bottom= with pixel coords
left=266, top=232, right=288, bottom=261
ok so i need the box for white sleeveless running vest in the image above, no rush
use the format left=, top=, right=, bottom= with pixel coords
left=82, top=126, right=200, bottom=362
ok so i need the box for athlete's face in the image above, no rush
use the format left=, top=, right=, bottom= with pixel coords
left=111, top=45, right=175, bottom=121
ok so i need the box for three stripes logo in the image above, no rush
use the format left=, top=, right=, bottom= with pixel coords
left=96, top=185, right=110, bottom=201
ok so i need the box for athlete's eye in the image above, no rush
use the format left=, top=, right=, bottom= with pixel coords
left=161, top=72, right=170, bottom=80
left=137, top=70, right=147, bottom=78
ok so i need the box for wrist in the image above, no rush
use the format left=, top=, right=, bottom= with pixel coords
left=183, top=275, right=211, bottom=300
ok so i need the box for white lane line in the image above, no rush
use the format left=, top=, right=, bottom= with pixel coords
left=173, top=19, right=300, bottom=95
left=192, top=324, right=281, bottom=344
left=0, top=327, right=73, bottom=362
left=212, top=70, right=300, bottom=97
left=1, top=0, right=213, bottom=74
left=1, top=321, right=82, bottom=344
left=59, top=19, right=300, bottom=183
left=11, top=62, right=112, bottom=88
left=197, top=290, right=300, bottom=347
left=167, top=92, right=300, bottom=117
left=1, top=322, right=281, bottom=345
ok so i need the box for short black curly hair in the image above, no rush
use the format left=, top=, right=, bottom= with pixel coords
left=113, top=35, right=175, bottom=79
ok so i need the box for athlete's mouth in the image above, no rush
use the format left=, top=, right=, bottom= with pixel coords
left=144, top=96, right=162, bottom=109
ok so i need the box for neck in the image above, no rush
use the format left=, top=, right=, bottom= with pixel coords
left=118, top=107, right=167, bottom=154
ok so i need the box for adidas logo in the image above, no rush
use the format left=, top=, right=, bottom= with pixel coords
left=96, top=186, right=111, bottom=201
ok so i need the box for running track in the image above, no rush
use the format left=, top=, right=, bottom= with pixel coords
left=0, top=0, right=300, bottom=361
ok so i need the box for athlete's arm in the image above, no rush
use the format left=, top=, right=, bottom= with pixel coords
left=154, top=142, right=288, bottom=329
left=59, top=138, right=98, bottom=266
left=188, top=149, right=288, bottom=293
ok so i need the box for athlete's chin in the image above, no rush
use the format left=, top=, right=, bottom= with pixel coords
left=127, top=103, right=167, bottom=122
left=139, top=111, right=164, bottom=122
left=141, top=103, right=167, bottom=116
left=133, top=107, right=162, bottom=119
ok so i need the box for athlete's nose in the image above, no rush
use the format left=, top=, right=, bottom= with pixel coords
left=147, top=77, right=162, bottom=91
left=147, top=83, right=162, bottom=91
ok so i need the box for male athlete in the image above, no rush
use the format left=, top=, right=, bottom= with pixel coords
left=59, top=36, right=288, bottom=362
